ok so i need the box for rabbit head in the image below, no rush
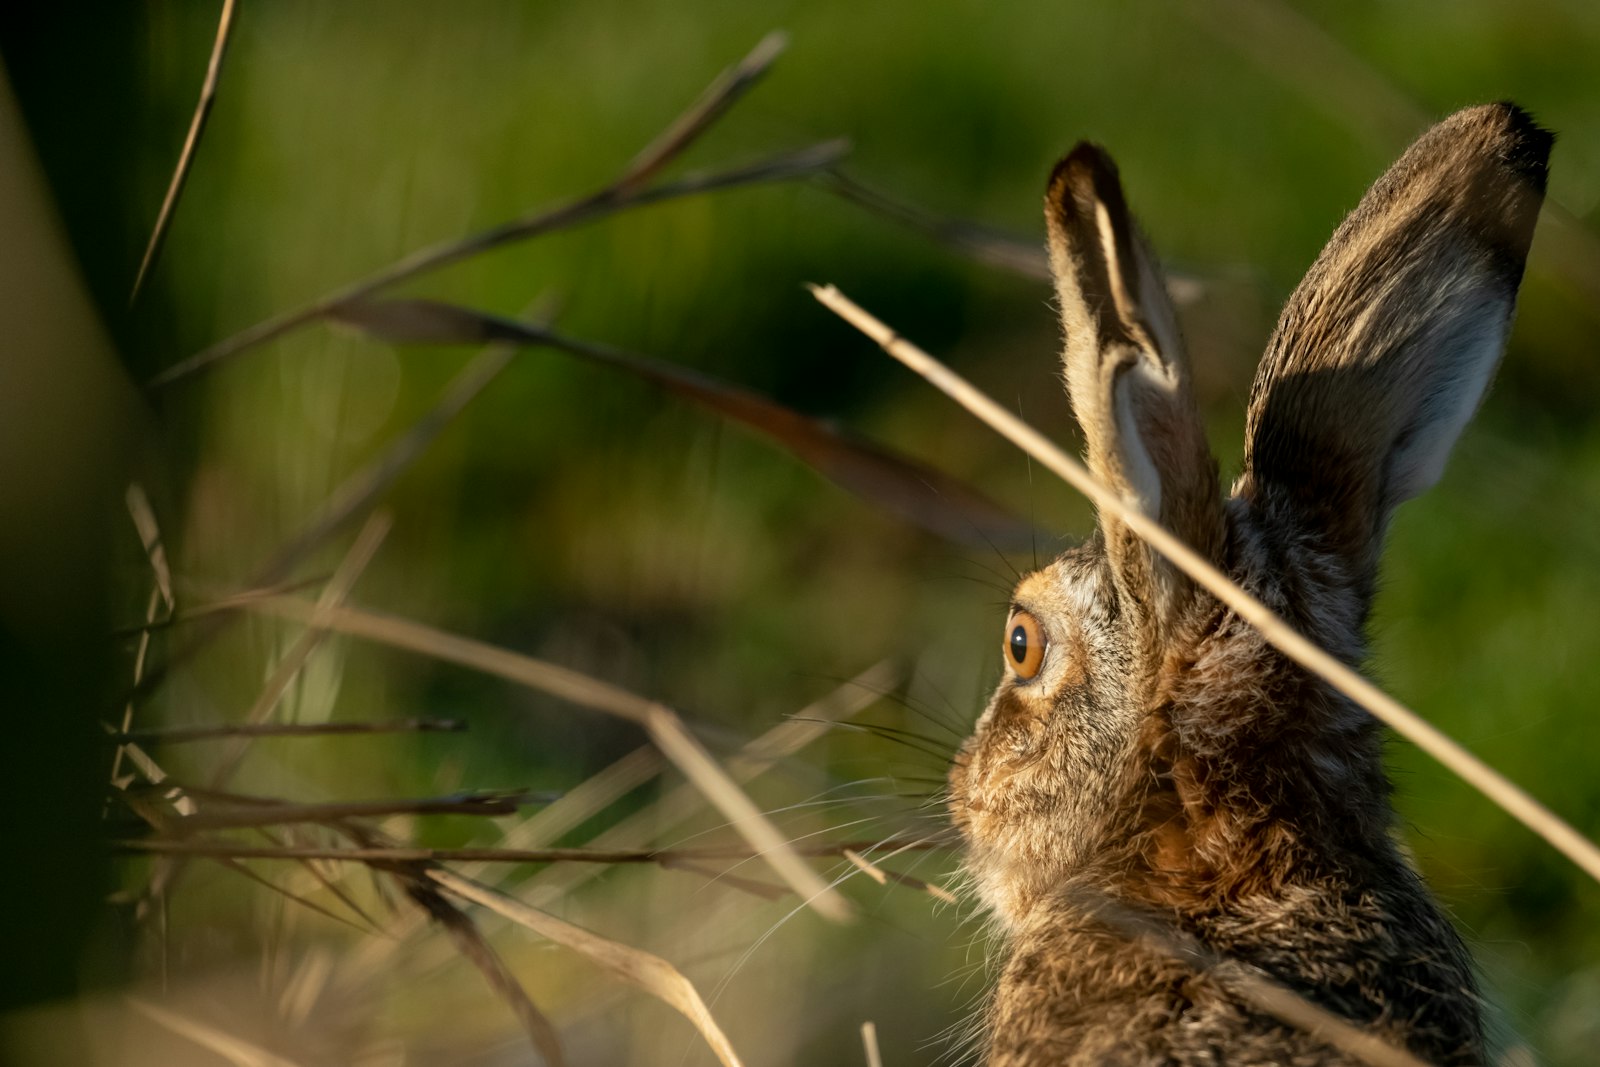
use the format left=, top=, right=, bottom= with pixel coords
left=948, top=103, right=1551, bottom=937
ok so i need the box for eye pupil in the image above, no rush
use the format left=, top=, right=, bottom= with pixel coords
left=1003, top=609, right=1046, bottom=680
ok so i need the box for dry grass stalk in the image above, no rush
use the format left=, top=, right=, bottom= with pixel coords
left=1225, top=968, right=1433, bottom=1067
left=118, top=836, right=949, bottom=865
left=809, top=284, right=1600, bottom=886
left=329, top=299, right=1032, bottom=548
left=398, top=872, right=566, bottom=1066
left=427, top=867, right=745, bottom=1067
left=138, top=513, right=390, bottom=909
left=615, top=30, right=789, bottom=193
left=642, top=704, right=853, bottom=919
left=861, top=1019, right=884, bottom=1067
left=146, top=32, right=836, bottom=389
left=517, top=666, right=894, bottom=912
left=153, top=788, right=541, bottom=832
left=111, top=484, right=178, bottom=787
left=116, top=743, right=196, bottom=817
left=340, top=667, right=894, bottom=988
left=202, top=853, right=374, bottom=935
left=325, top=744, right=666, bottom=991
left=842, top=848, right=889, bottom=885
left=275, top=949, right=333, bottom=1029
left=206, top=511, right=392, bottom=787
left=233, top=594, right=854, bottom=920
left=841, top=848, right=957, bottom=904
left=122, top=295, right=553, bottom=714
left=1077, top=891, right=1434, bottom=1067
left=814, top=171, right=1207, bottom=304
left=126, top=997, right=305, bottom=1067
left=130, top=0, right=237, bottom=303
left=113, top=718, right=464, bottom=743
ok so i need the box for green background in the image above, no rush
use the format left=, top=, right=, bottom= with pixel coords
left=4, top=1, right=1599, bottom=1063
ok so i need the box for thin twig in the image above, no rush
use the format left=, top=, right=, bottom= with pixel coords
left=809, top=283, right=1600, bottom=888
left=256, top=825, right=383, bottom=933
left=136, top=790, right=550, bottom=833
left=115, top=836, right=953, bottom=865
left=817, top=170, right=1050, bottom=281
left=112, top=575, right=329, bottom=637
left=397, top=869, right=566, bottom=1066
left=111, top=717, right=464, bottom=743
left=130, top=0, right=238, bottom=304
left=615, top=30, right=788, bottom=192
left=204, top=854, right=377, bottom=936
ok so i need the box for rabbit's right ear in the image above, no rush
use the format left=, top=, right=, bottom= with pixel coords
left=1241, top=104, right=1551, bottom=580
left=1046, top=145, right=1225, bottom=641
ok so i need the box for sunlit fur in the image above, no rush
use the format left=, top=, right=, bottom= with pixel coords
left=949, top=104, right=1551, bottom=1065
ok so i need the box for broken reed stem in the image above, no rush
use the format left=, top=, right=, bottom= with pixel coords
left=810, top=283, right=1600, bottom=888
left=231, top=594, right=853, bottom=921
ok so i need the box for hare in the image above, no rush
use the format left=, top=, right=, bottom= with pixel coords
left=947, top=102, right=1551, bottom=1065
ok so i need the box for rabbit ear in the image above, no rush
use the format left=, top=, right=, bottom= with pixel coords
left=1242, top=104, right=1551, bottom=578
left=1046, top=144, right=1225, bottom=634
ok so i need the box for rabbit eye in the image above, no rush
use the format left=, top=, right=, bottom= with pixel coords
left=1003, top=609, right=1046, bottom=680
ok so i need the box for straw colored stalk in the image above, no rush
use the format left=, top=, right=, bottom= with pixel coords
left=809, top=283, right=1600, bottom=887
left=428, top=868, right=744, bottom=1067
left=236, top=595, right=853, bottom=921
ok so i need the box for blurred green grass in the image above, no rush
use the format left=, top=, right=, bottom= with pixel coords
left=7, top=0, right=1600, bottom=1062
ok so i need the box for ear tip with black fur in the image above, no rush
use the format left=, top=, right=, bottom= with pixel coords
left=1047, top=142, right=1119, bottom=212
left=1486, top=101, right=1554, bottom=191
left=1429, top=101, right=1553, bottom=194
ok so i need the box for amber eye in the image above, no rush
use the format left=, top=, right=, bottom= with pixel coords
left=1003, top=609, right=1046, bottom=680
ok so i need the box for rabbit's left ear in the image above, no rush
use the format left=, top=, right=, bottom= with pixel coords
left=1046, top=145, right=1224, bottom=637
left=1240, top=103, right=1551, bottom=582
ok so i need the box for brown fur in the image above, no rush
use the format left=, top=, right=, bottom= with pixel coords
left=949, top=104, right=1551, bottom=1065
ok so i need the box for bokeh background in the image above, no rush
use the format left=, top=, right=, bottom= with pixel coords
left=3, top=1, right=1600, bottom=1064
